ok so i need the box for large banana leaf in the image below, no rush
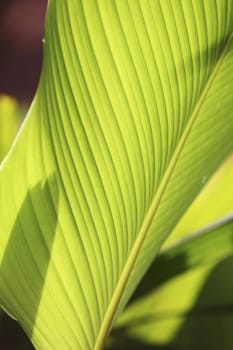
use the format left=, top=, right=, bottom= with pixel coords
left=0, top=1, right=233, bottom=349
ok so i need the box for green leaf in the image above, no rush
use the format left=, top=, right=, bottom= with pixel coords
left=113, top=156, right=233, bottom=349
left=0, top=95, right=22, bottom=163
left=112, top=215, right=233, bottom=349
left=164, top=153, right=233, bottom=248
left=132, top=213, right=233, bottom=301
left=0, top=1, right=233, bottom=349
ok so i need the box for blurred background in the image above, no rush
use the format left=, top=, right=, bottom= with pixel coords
left=0, top=0, right=47, bottom=102
left=0, top=1, right=47, bottom=348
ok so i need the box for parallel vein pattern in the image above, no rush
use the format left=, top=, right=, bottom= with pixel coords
left=0, top=1, right=233, bottom=349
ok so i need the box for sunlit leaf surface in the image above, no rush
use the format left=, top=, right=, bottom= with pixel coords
left=165, top=154, right=233, bottom=247
left=0, top=1, right=233, bottom=349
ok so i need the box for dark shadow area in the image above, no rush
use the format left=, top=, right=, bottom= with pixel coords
left=0, top=311, right=33, bottom=350
left=130, top=253, right=188, bottom=304
left=172, top=254, right=233, bottom=350
left=0, top=176, right=58, bottom=349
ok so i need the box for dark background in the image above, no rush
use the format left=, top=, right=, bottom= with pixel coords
left=0, top=0, right=47, bottom=103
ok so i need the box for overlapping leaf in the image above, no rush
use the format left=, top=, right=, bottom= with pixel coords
left=113, top=216, right=233, bottom=349
left=164, top=154, right=233, bottom=247
left=0, top=1, right=233, bottom=349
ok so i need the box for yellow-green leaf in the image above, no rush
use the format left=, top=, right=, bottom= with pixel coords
left=0, top=1, right=233, bottom=349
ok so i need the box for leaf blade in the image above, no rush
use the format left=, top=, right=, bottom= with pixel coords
left=0, top=1, right=233, bottom=349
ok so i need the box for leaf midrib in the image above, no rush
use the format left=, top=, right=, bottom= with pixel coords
left=95, top=33, right=233, bottom=350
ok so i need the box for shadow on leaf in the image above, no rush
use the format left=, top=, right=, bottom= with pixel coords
left=0, top=176, right=58, bottom=349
